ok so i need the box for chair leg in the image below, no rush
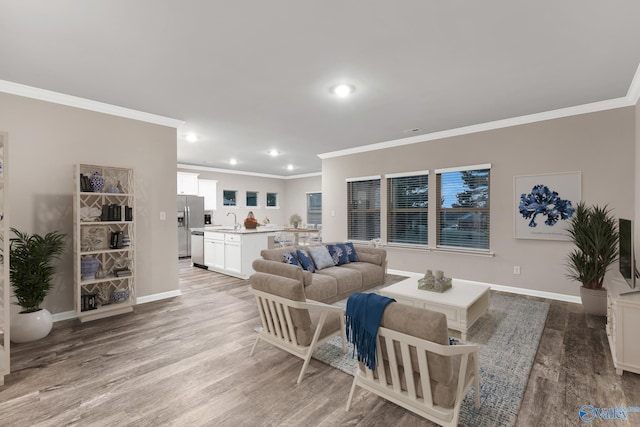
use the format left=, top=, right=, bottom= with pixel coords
left=474, top=357, right=480, bottom=408
left=297, top=352, right=313, bottom=384
left=346, top=375, right=359, bottom=411
left=340, top=316, right=346, bottom=353
left=250, top=336, right=261, bottom=356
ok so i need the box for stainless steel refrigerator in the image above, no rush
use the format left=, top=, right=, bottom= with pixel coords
left=177, top=195, right=205, bottom=257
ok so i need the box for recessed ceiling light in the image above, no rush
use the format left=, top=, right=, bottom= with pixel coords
left=229, top=159, right=238, bottom=166
left=331, top=84, right=355, bottom=98
left=269, top=149, right=279, bottom=157
left=287, top=164, right=294, bottom=171
left=186, top=133, right=198, bottom=143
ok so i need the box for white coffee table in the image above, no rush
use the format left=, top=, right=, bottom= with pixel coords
left=380, top=274, right=491, bottom=340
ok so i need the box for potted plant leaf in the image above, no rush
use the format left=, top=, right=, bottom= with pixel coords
left=7, top=227, right=66, bottom=342
left=566, top=202, right=618, bottom=316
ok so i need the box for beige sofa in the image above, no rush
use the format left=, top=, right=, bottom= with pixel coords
left=252, top=243, right=387, bottom=304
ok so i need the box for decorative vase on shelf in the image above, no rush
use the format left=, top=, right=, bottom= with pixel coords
left=90, top=171, right=105, bottom=193
left=81, top=257, right=100, bottom=280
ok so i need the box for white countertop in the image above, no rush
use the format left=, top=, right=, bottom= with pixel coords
left=191, top=225, right=284, bottom=234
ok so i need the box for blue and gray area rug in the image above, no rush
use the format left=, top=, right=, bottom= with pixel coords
left=312, top=293, right=549, bottom=427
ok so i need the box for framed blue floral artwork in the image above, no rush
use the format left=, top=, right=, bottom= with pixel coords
left=514, top=171, right=581, bottom=240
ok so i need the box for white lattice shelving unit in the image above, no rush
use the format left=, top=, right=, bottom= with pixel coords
left=74, top=164, right=135, bottom=322
left=0, top=133, right=9, bottom=385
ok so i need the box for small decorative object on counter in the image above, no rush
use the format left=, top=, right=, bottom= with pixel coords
left=418, top=269, right=452, bottom=293
left=244, top=211, right=259, bottom=229
left=369, top=238, right=382, bottom=248
left=90, top=171, right=105, bottom=193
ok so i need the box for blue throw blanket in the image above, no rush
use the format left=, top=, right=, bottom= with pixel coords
left=345, top=293, right=395, bottom=371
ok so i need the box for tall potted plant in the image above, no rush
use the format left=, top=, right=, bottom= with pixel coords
left=566, top=202, right=618, bottom=316
left=8, top=227, right=66, bottom=342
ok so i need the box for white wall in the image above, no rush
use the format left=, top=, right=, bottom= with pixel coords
left=0, top=92, right=179, bottom=315
left=322, top=107, right=636, bottom=298
left=178, top=166, right=322, bottom=227
left=284, top=175, right=322, bottom=225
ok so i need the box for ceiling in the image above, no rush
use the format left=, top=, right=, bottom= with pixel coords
left=2, top=1, right=640, bottom=177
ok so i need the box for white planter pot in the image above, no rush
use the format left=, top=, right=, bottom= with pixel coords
left=580, top=287, right=607, bottom=316
left=11, top=308, right=53, bottom=343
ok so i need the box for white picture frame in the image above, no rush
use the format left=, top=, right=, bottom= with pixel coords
left=514, top=171, right=581, bottom=241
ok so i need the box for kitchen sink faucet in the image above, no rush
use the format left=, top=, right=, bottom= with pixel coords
left=226, top=212, right=239, bottom=230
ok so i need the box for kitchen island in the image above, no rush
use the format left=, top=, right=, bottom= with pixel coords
left=191, top=226, right=282, bottom=279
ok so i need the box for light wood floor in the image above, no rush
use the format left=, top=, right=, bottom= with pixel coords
left=1, top=261, right=639, bottom=426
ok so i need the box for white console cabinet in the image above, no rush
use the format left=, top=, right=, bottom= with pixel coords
left=605, top=274, right=640, bottom=375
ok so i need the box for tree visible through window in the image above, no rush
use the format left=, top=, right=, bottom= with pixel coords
left=266, top=192, right=278, bottom=208
left=223, top=190, right=237, bottom=207
left=387, top=173, right=428, bottom=245
left=436, top=166, right=490, bottom=250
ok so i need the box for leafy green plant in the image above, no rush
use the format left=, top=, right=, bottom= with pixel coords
left=8, top=228, right=66, bottom=313
left=566, top=202, right=618, bottom=290
left=289, top=213, right=302, bottom=225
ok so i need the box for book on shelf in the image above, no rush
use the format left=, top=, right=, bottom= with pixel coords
left=80, top=174, right=93, bottom=192
left=114, top=267, right=132, bottom=277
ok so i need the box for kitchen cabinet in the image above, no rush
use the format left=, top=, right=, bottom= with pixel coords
left=198, top=179, right=217, bottom=211
left=203, top=229, right=275, bottom=279
left=177, top=172, right=199, bottom=195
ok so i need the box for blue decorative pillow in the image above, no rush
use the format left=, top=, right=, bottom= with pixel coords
left=345, top=242, right=359, bottom=262
left=296, top=249, right=315, bottom=273
left=282, top=251, right=300, bottom=267
left=327, top=243, right=350, bottom=266
left=308, top=245, right=335, bottom=270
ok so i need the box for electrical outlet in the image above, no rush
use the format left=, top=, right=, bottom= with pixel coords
left=513, top=266, right=521, bottom=275
left=160, top=211, right=166, bottom=221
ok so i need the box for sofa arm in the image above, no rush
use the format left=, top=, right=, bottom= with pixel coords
left=353, top=245, right=387, bottom=267
left=252, top=258, right=305, bottom=283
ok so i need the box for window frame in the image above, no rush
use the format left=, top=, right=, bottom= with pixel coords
left=266, top=192, right=279, bottom=208
left=245, top=191, right=259, bottom=208
left=435, top=164, right=491, bottom=252
left=306, top=192, right=322, bottom=226
left=347, top=176, right=381, bottom=242
left=223, top=189, right=237, bottom=207
left=386, top=170, right=429, bottom=247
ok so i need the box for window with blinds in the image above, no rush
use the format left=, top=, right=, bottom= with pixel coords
left=436, top=165, right=490, bottom=250
left=306, top=192, right=322, bottom=226
left=387, top=172, right=428, bottom=245
left=347, top=178, right=381, bottom=241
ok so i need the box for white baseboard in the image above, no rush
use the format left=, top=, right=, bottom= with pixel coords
left=387, top=269, right=581, bottom=304
left=51, top=290, right=183, bottom=323
left=136, top=289, right=182, bottom=304
left=52, top=311, right=78, bottom=322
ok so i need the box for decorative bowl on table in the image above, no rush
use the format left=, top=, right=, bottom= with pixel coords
left=111, top=289, right=130, bottom=304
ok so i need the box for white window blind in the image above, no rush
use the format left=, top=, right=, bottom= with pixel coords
left=347, top=178, right=380, bottom=241
left=436, top=166, right=490, bottom=250
left=306, top=192, right=322, bottom=225
left=387, top=172, right=428, bottom=245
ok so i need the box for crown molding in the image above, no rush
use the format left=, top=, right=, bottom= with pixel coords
left=177, top=163, right=322, bottom=180
left=320, top=62, right=640, bottom=160
left=319, top=97, right=631, bottom=159
left=0, top=79, right=185, bottom=128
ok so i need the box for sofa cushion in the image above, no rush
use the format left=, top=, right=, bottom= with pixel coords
left=316, top=266, right=362, bottom=295
left=308, top=245, right=335, bottom=270
left=296, top=249, right=315, bottom=273
left=345, top=242, right=359, bottom=262
left=261, top=247, right=300, bottom=262
left=327, top=243, right=350, bottom=266
left=342, top=262, right=384, bottom=289
left=304, top=274, right=339, bottom=301
left=282, top=251, right=300, bottom=267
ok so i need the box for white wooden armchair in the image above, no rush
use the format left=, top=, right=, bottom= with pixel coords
left=346, top=303, right=479, bottom=427
left=249, top=272, right=345, bottom=384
